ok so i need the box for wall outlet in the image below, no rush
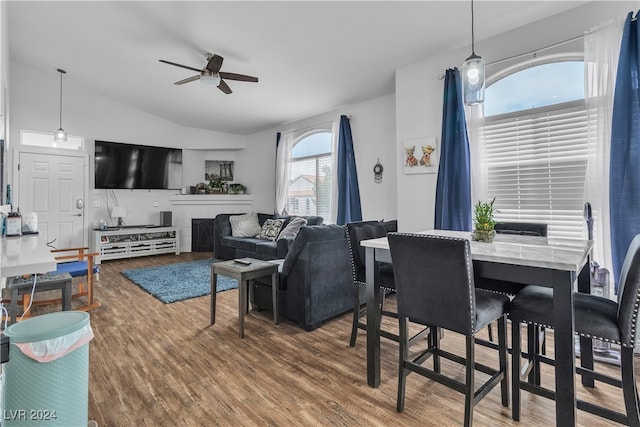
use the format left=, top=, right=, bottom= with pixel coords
left=153, top=201, right=159, bottom=207
left=92, top=200, right=101, bottom=208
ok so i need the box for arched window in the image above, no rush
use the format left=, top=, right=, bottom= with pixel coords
left=479, top=60, right=588, bottom=239
left=286, top=131, right=333, bottom=221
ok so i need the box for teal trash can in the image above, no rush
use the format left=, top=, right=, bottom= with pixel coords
left=3, top=311, right=93, bottom=427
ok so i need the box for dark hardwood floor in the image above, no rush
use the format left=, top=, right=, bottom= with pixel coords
left=25, top=252, right=636, bottom=426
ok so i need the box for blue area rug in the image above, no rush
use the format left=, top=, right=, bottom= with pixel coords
left=122, top=259, right=237, bottom=304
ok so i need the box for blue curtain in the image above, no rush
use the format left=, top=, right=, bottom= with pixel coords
left=610, top=11, right=640, bottom=292
left=434, top=68, right=472, bottom=231
left=336, top=115, right=362, bottom=225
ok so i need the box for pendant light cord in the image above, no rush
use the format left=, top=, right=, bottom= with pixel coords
left=57, top=68, right=66, bottom=129
left=470, top=0, right=476, bottom=55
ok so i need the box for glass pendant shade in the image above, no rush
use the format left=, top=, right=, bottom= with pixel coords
left=54, top=128, right=67, bottom=142
left=463, top=53, right=485, bottom=105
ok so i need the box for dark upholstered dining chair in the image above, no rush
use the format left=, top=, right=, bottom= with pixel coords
left=509, top=233, right=640, bottom=426
left=345, top=220, right=399, bottom=346
left=388, top=233, right=510, bottom=427
left=476, top=222, right=548, bottom=354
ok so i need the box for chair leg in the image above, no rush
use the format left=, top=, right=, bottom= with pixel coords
left=498, top=316, right=509, bottom=407
left=397, top=316, right=409, bottom=413
left=512, top=320, right=522, bottom=421
left=464, top=335, right=475, bottom=427
left=527, top=324, right=541, bottom=385
left=350, top=284, right=361, bottom=347
left=432, top=327, right=441, bottom=374
left=621, top=346, right=640, bottom=426
left=487, top=323, right=494, bottom=342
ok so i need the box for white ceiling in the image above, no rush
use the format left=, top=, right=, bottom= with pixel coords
left=7, top=1, right=590, bottom=136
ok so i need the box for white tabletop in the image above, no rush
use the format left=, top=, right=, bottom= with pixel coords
left=360, top=229, right=592, bottom=272
left=0, top=234, right=57, bottom=278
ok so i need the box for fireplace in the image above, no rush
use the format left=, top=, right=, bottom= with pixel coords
left=191, top=219, right=215, bottom=252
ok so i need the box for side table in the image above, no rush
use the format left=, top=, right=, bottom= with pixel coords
left=210, top=258, right=279, bottom=338
left=7, top=272, right=73, bottom=324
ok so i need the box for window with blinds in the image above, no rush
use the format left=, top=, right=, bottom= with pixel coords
left=481, top=100, right=589, bottom=239
left=287, top=131, right=333, bottom=222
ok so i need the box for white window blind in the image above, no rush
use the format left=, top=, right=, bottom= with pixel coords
left=287, top=155, right=332, bottom=219
left=481, top=100, right=589, bottom=239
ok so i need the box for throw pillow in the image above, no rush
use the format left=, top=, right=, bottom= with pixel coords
left=277, top=217, right=308, bottom=240
left=229, top=213, right=262, bottom=238
left=255, top=218, right=285, bottom=241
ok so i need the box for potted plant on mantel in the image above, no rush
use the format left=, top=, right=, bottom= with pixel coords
left=209, top=179, right=224, bottom=193
left=472, top=198, right=497, bottom=243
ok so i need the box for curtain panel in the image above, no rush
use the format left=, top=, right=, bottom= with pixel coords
left=584, top=15, right=625, bottom=291
left=434, top=68, right=472, bottom=231
left=336, top=115, right=362, bottom=225
left=610, top=11, right=640, bottom=291
left=275, top=131, right=293, bottom=215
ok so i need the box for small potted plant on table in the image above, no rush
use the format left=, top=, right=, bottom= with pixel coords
left=472, top=198, right=497, bottom=242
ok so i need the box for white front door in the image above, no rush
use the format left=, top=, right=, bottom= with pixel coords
left=17, top=151, right=87, bottom=248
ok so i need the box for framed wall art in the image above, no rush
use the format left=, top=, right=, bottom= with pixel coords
left=402, top=136, right=438, bottom=174
left=205, top=160, right=234, bottom=182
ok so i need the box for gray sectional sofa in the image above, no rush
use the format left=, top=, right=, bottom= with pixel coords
left=213, top=213, right=324, bottom=260
left=250, top=224, right=353, bottom=331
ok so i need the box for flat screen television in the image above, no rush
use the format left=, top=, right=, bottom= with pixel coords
left=95, top=140, right=182, bottom=189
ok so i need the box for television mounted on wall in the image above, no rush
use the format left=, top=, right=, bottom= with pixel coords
left=94, top=140, right=182, bottom=190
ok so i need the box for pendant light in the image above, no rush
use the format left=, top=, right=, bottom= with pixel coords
left=462, top=0, right=485, bottom=105
left=54, top=68, right=67, bottom=142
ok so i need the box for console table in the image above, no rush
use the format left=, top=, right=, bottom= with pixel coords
left=91, top=226, right=180, bottom=264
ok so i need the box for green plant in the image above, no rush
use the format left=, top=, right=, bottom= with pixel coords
left=228, top=183, right=245, bottom=194
left=209, top=179, right=223, bottom=189
left=473, top=198, right=497, bottom=231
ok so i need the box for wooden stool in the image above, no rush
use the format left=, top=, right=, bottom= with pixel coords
left=7, top=272, right=72, bottom=324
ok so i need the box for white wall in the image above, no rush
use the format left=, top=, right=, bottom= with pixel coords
left=9, top=61, right=248, bottom=228
left=1, top=0, right=9, bottom=199
left=395, top=1, right=635, bottom=232
left=241, top=92, right=397, bottom=222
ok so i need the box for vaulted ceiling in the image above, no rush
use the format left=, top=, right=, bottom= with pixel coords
left=8, top=1, right=591, bottom=135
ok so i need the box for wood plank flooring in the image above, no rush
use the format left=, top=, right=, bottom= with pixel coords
left=25, top=253, right=637, bottom=426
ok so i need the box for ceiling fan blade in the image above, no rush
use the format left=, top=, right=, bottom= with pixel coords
left=174, top=75, right=201, bottom=85
left=159, top=59, right=202, bottom=73
left=219, top=72, right=258, bottom=83
left=218, top=79, right=232, bottom=94
left=206, top=54, right=224, bottom=73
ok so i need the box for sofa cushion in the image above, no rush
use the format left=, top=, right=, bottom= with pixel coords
left=255, top=241, right=278, bottom=258
left=256, top=219, right=285, bottom=241
left=220, top=236, right=244, bottom=249
left=278, top=217, right=308, bottom=241
left=235, top=238, right=264, bottom=251
left=229, top=213, right=262, bottom=237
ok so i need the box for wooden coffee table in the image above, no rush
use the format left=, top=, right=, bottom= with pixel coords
left=210, top=258, right=279, bottom=338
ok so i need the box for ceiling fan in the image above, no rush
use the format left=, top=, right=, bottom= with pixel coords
left=159, top=53, right=258, bottom=94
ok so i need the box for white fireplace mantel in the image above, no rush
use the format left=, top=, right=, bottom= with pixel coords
left=168, top=194, right=253, bottom=206
left=167, top=194, right=254, bottom=252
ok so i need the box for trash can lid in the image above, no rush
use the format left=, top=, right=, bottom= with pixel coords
left=4, top=311, right=90, bottom=343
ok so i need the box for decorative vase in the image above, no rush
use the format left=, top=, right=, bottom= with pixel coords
left=471, top=229, right=496, bottom=243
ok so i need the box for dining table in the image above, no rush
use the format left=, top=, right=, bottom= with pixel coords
left=361, top=229, right=593, bottom=427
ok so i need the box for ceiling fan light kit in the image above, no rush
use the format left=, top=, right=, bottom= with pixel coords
left=200, top=72, right=221, bottom=86
left=159, top=53, right=258, bottom=94
left=462, top=0, right=485, bottom=105
left=54, top=68, right=68, bottom=142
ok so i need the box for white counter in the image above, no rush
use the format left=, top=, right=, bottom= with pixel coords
left=0, top=234, right=57, bottom=278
